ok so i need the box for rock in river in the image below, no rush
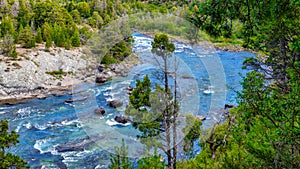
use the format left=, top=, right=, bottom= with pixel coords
left=125, top=86, right=133, bottom=91
left=196, top=115, right=206, bottom=121
left=224, top=104, right=234, bottom=109
left=65, top=98, right=73, bottom=103
left=114, top=115, right=128, bottom=124
left=94, top=107, right=105, bottom=115
left=108, top=100, right=123, bottom=108
left=55, top=137, right=95, bottom=152
left=95, top=74, right=107, bottom=84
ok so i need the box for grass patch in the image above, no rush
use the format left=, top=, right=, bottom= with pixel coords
left=46, top=69, right=75, bottom=79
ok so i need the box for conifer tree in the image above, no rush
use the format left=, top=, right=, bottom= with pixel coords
left=36, top=27, right=42, bottom=43
left=45, top=37, right=51, bottom=51
left=0, top=120, right=28, bottom=168
left=42, top=22, right=52, bottom=41
left=70, top=9, right=82, bottom=24
left=1, top=34, right=17, bottom=59
left=71, top=28, right=80, bottom=47
left=109, top=139, right=133, bottom=169
left=0, top=16, right=15, bottom=37
left=65, top=39, right=71, bottom=50
left=19, top=25, right=35, bottom=48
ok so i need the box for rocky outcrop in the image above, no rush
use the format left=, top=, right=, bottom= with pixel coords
left=0, top=46, right=96, bottom=104
left=108, top=100, right=123, bottom=108
left=0, top=44, right=141, bottom=104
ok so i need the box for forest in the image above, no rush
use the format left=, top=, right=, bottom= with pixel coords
left=0, top=0, right=299, bottom=169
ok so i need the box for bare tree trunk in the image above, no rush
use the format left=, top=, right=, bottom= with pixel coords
left=163, top=55, right=172, bottom=169
left=172, top=55, right=178, bottom=169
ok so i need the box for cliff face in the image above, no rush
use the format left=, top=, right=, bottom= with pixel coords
left=0, top=43, right=94, bottom=102
left=0, top=45, right=140, bottom=104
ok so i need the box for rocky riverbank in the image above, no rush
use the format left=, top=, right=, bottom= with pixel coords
left=0, top=44, right=140, bottom=104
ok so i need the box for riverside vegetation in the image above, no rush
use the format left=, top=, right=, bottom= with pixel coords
left=0, top=0, right=299, bottom=169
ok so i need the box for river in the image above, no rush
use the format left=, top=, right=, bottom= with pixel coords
left=0, top=33, right=254, bottom=168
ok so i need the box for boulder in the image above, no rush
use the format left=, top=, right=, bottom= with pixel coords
left=224, top=104, right=234, bottom=109
left=196, top=115, right=206, bottom=121
left=181, top=75, right=194, bottom=79
left=55, top=137, right=97, bottom=152
left=37, top=94, right=47, bottom=100
left=65, top=98, right=73, bottom=103
left=52, top=90, right=65, bottom=97
left=108, top=100, right=123, bottom=108
left=94, top=107, right=105, bottom=115
left=114, top=115, right=128, bottom=124
left=97, top=64, right=105, bottom=72
left=126, top=86, right=133, bottom=91
left=95, top=74, right=107, bottom=84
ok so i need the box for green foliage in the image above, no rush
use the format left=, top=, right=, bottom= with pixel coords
left=182, top=114, right=202, bottom=156
left=17, top=0, right=33, bottom=27
left=35, top=27, right=43, bottom=43
left=1, top=34, right=17, bottom=59
left=125, top=76, right=164, bottom=149
left=0, top=16, right=15, bottom=37
left=42, top=22, right=52, bottom=41
left=101, top=53, right=117, bottom=65
left=151, top=33, right=175, bottom=59
left=18, top=25, right=35, bottom=48
left=137, top=153, right=165, bottom=169
left=87, top=11, right=104, bottom=28
left=45, top=37, right=51, bottom=50
left=65, top=38, right=71, bottom=50
left=101, top=38, right=133, bottom=65
left=180, top=68, right=300, bottom=169
left=71, top=28, right=81, bottom=47
left=109, top=139, right=133, bottom=169
left=78, top=25, right=92, bottom=45
left=0, top=119, right=28, bottom=168
left=46, top=69, right=74, bottom=79
left=129, top=75, right=151, bottom=109
left=76, top=2, right=91, bottom=17
left=70, top=9, right=82, bottom=24
left=0, top=0, right=179, bottom=51
left=52, top=23, right=67, bottom=47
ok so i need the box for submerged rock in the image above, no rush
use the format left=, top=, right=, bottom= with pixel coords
left=65, top=98, right=73, bottom=103
left=94, top=107, right=105, bottom=115
left=55, top=137, right=96, bottom=152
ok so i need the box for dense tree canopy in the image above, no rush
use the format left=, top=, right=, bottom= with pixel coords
left=0, top=120, right=28, bottom=168
left=0, top=0, right=299, bottom=168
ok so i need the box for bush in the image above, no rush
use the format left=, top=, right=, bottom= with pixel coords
left=101, top=53, right=117, bottom=65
